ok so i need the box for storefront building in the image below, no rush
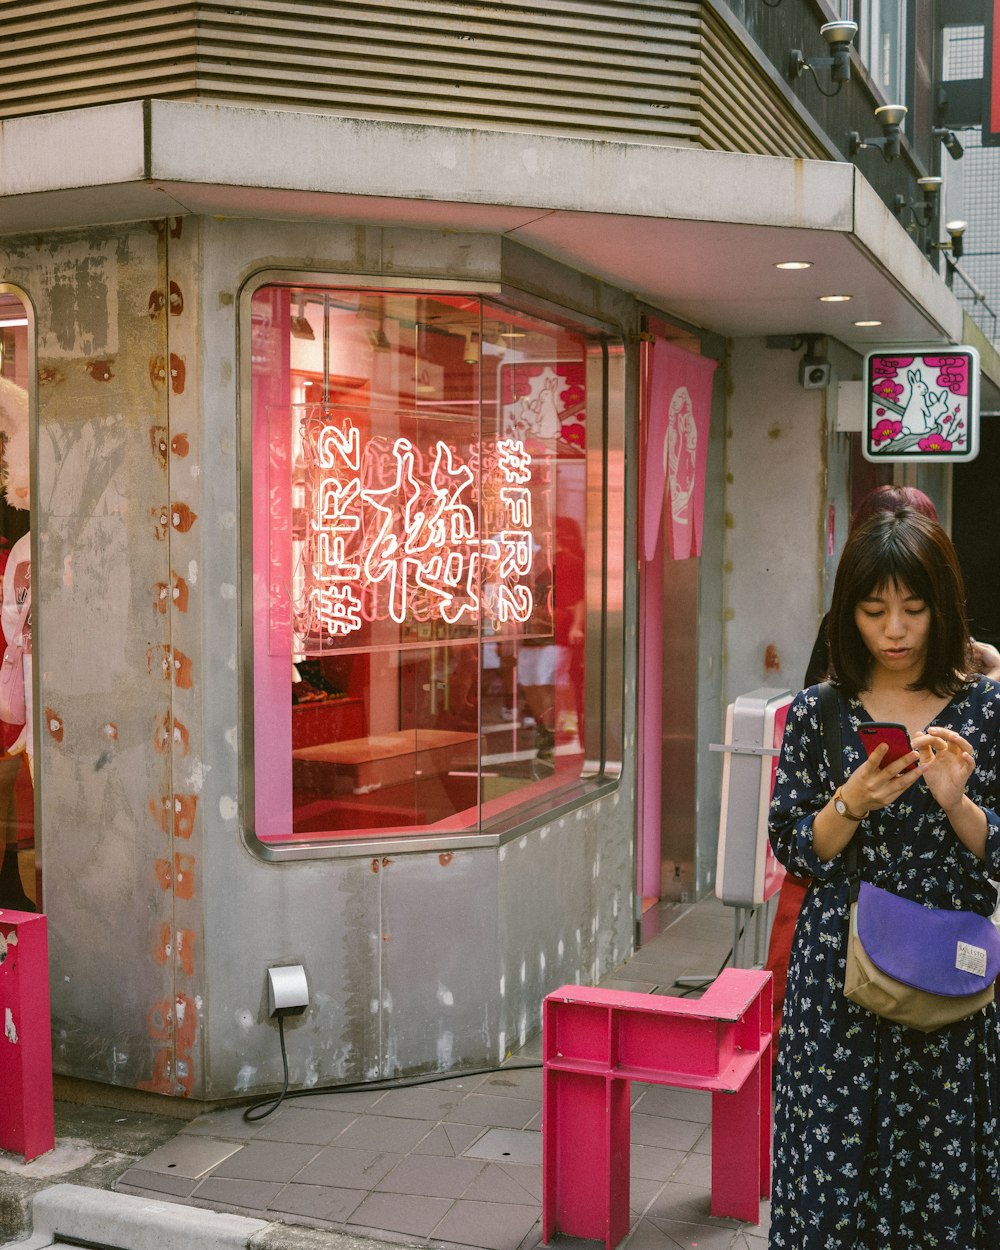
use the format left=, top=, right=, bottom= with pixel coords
left=2, top=2, right=998, bottom=1100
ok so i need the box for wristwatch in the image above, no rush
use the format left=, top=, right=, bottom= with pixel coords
left=833, top=787, right=868, bottom=822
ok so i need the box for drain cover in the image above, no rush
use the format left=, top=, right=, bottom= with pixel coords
left=462, top=1127, right=542, bottom=1165
left=137, top=1137, right=243, bottom=1179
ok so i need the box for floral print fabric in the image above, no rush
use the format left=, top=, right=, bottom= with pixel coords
left=767, top=680, right=1000, bottom=1249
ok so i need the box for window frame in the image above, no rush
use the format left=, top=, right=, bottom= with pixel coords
left=237, top=269, right=625, bottom=861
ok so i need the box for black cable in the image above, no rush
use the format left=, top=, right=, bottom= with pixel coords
left=243, top=1012, right=291, bottom=1121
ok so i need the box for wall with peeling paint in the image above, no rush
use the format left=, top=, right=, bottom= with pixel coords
left=0, top=216, right=638, bottom=1099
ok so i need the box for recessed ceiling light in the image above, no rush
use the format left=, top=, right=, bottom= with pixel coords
left=853, top=319, right=883, bottom=327
left=774, top=261, right=813, bottom=270
left=0, top=317, right=28, bottom=328
left=819, top=294, right=852, bottom=302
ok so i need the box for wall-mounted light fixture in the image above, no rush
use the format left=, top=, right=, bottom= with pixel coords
left=849, top=104, right=908, bottom=162
left=929, top=220, right=967, bottom=262
left=932, top=127, right=964, bottom=160
left=789, top=21, right=858, bottom=94
left=894, top=175, right=942, bottom=229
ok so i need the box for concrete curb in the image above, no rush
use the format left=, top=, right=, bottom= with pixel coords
left=6, top=1184, right=270, bottom=1250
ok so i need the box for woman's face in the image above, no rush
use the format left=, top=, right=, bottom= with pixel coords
left=853, top=578, right=931, bottom=684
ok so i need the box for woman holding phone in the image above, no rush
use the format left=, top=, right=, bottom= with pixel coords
left=767, top=507, right=1000, bottom=1249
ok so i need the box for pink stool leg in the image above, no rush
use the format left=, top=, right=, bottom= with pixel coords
left=710, top=1060, right=765, bottom=1222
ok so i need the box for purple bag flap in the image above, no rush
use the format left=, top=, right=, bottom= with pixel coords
left=855, top=881, right=1000, bottom=996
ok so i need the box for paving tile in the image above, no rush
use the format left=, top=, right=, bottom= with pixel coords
left=646, top=1182, right=742, bottom=1229
left=412, top=1122, right=486, bottom=1157
left=430, top=1198, right=541, bottom=1250
left=632, top=1112, right=705, bottom=1152
left=460, top=1162, right=540, bottom=1205
left=192, top=1176, right=285, bottom=1212
left=267, top=1181, right=367, bottom=1223
left=291, top=1089, right=385, bottom=1112
left=630, top=1142, right=686, bottom=1183
left=497, top=1161, right=542, bottom=1202
left=632, top=1214, right=741, bottom=1249
left=249, top=1107, right=357, bottom=1145
left=364, top=1084, right=467, bottom=1121
left=348, top=1191, right=453, bottom=1237
left=209, top=1140, right=321, bottom=1182
left=375, top=1152, right=486, bottom=1198
left=179, top=1108, right=261, bottom=1139
left=479, top=1067, right=543, bottom=1100
left=446, top=1093, right=539, bottom=1129
left=331, top=1113, right=437, bottom=1152
left=114, top=1168, right=198, bottom=1198
left=691, top=1124, right=712, bottom=1156
left=670, top=1151, right=711, bottom=1188
left=293, top=1146, right=400, bottom=1189
left=633, top=1086, right=712, bottom=1123
left=630, top=1174, right=666, bottom=1216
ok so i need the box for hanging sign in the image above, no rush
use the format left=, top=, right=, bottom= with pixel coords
left=862, top=347, right=980, bottom=463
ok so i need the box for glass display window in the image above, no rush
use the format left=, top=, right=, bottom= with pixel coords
left=246, top=281, right=621, bottom=844
left=0, top=289, right=36, bottom=908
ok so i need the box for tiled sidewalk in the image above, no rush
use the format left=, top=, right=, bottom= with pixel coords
left=114, top=894, right=771, bottom=1250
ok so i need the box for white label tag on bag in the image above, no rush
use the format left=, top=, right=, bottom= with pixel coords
left=956, top=941, right=988, bottom=977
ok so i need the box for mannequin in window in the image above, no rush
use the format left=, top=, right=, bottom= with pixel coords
left=0, top=376, right=32, bottom=910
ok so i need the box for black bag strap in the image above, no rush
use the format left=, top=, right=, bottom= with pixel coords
left=817, top=681, right=861, bottom=892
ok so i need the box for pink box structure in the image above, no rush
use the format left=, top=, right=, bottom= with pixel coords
left=542, top=969, right=772, bottom=1248
left=0, top=910, right=54, bottom=1162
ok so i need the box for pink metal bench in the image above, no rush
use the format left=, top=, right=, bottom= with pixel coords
left=542, top=969, right=772, bottom=1248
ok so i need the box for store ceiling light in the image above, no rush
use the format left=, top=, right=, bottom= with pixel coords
left=819, top=294, right=852, bottom=302
left=0, top=317, right=28, bottom=328
left=774, top=261, right=813, bottom=270
left=854, top=319, right=883, bottom=327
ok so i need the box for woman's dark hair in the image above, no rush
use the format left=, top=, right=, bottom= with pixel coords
left=850, top=484, right=938, bottom=531
left=828, top=508, right=970, bottom=697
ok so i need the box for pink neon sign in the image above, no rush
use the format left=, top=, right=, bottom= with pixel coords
left=288, top=417, right=536, bottom=648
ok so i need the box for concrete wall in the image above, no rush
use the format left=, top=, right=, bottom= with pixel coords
left=722, top=337, right=851, bottom=703
left=1, top=216, right=636, bottom=1100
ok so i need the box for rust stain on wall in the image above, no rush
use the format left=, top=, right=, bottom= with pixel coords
left=170, top=502, right=197, bottom=532
left=168, top=281, right=184, bottom=316
left=153, top=923, right=172, bottom=966
left=149, top=357, right=167, bottom=391
left=171, top=649, right=193, bottom=689
left=84, top=359, right=114, bottom=382
left=171, top=430, right=190, bottom=455
left=173, top=795, right=197, bottom=837
left=154, top=858, right=172, bottom=890
left=152, top=714, right=190, bottom=755
left=37, top=365, right=65, bottom=387
left=169, top=356, right=186, bottom=395
left=176, top=929, right=196, bottom=976
left=173, top=853, right=196, bottom=900
left=150, top=425, right=169, bottom=467
left=44, top=708, right=64, bottom=742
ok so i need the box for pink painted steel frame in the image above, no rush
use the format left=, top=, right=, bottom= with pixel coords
left=541, top=970, right=772, bottom=1248
left=0, top=910, right=54, bottom=1162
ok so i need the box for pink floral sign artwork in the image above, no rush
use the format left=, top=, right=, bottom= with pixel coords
left=862, top=348, right=980, bottom=464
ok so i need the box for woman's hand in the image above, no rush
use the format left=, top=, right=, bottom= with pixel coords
left=811, top=744, right=922, bottom=862
left=910, top=726, right=987, bottom=860
left=841, top=741, right=923, bottom=815
left=911, top=726, right=976, bottom=813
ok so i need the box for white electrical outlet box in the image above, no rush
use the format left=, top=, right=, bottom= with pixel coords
left=266, top=964, right=309, bottom=1015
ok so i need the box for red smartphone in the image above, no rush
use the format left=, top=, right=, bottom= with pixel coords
left=858, top=721, right=917, bottom=770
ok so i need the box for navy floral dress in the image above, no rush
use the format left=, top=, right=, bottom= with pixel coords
left=767, top=680, right=1000, bottom=1249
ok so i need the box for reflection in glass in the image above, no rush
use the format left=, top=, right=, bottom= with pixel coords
left=252, top=287, right=593, bottom=841
left=0, top=292, right=35, bottom=907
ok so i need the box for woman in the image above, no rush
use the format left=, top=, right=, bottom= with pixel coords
left=768, top=508, right=1000, bottom=1249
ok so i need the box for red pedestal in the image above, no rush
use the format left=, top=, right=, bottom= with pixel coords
left=542, top=969, right=772, bottom=1249
left=0, top=910, right=54, bottom=1162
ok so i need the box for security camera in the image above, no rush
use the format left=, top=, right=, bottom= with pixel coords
left=799, top=355, right=832, bottom=390
left=933, top=127, right=964, bottom=161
